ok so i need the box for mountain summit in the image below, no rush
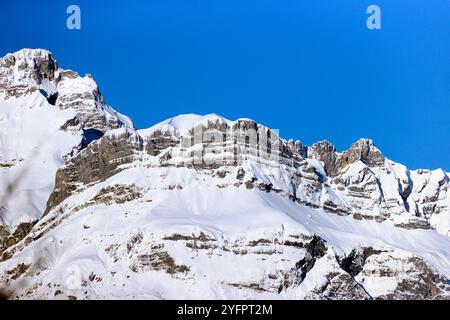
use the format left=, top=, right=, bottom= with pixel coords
left=0, top=49, right=449, bottom=299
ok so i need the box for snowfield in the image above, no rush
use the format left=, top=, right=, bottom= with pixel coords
left=1, top=180, right=449, bottom=299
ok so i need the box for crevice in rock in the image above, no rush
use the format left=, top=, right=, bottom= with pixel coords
left=39, top=89, right=58, bottom=106
left=81, top=128, right=104, bottom=149
left=336, top=247, right=384, bottom=277
left=47, top=92, right=58, bottom=106
left=280, top=235, right=327, bottom=292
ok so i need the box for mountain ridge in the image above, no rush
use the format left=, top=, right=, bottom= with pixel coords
left=0, top=49, right=448, bottom=299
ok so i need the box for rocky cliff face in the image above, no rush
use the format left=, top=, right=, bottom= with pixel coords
left=45, top=128, right=144, bottom=212
left=310, top=138, right=385, bottom=177
left=0, top=49, right=448, bottom=300
left=0, top=49, right=58, bottom=98
left=0, top=49, right=132, bottom=131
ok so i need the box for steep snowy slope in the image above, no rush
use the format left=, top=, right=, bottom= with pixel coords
left=0, top=49, right=131, bottom=231
left=1, top=182, right=450, bottom=299
left=0, top=49, right=448, bottom=300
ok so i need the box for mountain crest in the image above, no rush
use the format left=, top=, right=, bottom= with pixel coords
left=309, top=138, right=385, bottom=176
left=0, top=49, right=449, bottom=300
left=0, top=48, right=58, bottom=98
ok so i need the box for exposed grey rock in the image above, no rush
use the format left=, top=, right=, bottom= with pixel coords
left=309, top=139, right=384, bottom=177
left=145, top=130, right=180, bottom=156
left=45, top=130, right=143, bottom=212
left=0, top=222, right=37, bottom=258
left=0, top=49, right=58, bottom=98
left=316, top=272, right=371, bottom=300
left=343, top=139, right=385, bottom=167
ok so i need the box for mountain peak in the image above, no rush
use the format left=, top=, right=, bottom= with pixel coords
left=345, top=138, right=384, bottom=167
left=0, top=48, right=59, bottom=98
left=2, top=48, right=56, bottom=65
left=309, top=138, right=385, bottom=176
left=2, top=48, right=58, bottom=77
left=139, top=113, right=232, bottom=136
left=0, top=49, right=133, bottom=133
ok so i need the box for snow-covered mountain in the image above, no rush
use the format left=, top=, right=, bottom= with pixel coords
left=0, top=49, right=448, bottom=300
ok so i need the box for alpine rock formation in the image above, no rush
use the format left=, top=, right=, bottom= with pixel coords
left=0, top=49, right=448, bottom=300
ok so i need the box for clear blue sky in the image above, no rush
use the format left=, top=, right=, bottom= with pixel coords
left=1, top=0, right=449, bottom=170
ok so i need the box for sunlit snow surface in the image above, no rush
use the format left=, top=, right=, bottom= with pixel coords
left=1, top=164, right=448, bottom=299
left=0, top=93, right=82, bottom=226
